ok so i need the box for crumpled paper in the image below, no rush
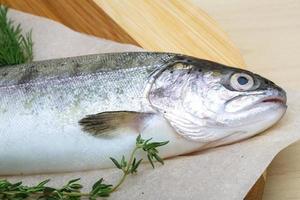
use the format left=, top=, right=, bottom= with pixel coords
left=1, top=9, right=300, bottom=200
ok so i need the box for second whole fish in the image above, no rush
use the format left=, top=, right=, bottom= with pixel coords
left=0, top=52, right=287, bottom=175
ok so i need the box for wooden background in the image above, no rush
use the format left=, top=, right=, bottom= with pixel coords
left=1, top=0, right=299, bottom=199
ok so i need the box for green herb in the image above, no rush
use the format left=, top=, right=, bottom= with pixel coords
left=0, top=135, right=168, bottom=199
left=0, top=5, right=33, bottom=67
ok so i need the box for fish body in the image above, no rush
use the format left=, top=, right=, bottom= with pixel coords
left=0, top=52, right=287, bottom=175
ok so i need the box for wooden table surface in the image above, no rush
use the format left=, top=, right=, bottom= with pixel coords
left=1, top=0, right=299, bottom=199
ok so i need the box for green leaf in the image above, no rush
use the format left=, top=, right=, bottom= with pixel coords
left=144, top=138, right=153, bottom=145
left=36, top=179, right=50, bottom=188
left=10, top=181, right=22, bottom=189
left=110, top=157, right=122, bottom=169
left=131, top=159, right=143, bottom=174
left=0, top=5, right=33, bottom=66
left=53, top=190, right=63, bottom=199
left=92, top=178, right=103, bottom=191
left=67, top=178, right=80, bottom=185
left=131, top=157, right=136, bottom=168
left=153, top=154, right=164, bottom=165
left=97, top=188, right=112, bottom=197
left=90, top=178, right=112, bottom=198
left=121, top=155, right=127, bottom=168
left=147, top=154, right=155, bottom=168
left=136, top=134, right=142, bottom=144
left=144, top=141, right=169, bottom=150
left=69, top=183, right=83, bottom=190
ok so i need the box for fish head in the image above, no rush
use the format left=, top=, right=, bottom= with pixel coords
left=147, top=56, right=287, bottom=145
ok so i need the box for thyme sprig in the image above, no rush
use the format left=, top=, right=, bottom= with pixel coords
left=0, top=5, right=33, bottom=67
left=0, top=135, right=169, bottom=199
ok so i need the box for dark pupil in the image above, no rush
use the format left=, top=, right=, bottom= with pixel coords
left=237, top=76, right=249, bottom=85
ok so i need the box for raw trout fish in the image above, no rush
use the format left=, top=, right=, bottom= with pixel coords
left=0, top=52, right=287, bottom=175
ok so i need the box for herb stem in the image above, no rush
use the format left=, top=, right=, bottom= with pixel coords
left=61, top=191, right=90, bottom=197
left=0, top=190, right=90, bottom=197
left=110, top=146, right=139, bottom=193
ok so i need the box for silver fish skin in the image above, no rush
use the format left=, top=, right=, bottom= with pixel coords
left=0, top=52, right=287, bottom=175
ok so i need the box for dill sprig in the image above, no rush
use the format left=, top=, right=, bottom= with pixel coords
left=0, top=5, right=33, bottom=67
left=0, top=135, right=169, bottom=199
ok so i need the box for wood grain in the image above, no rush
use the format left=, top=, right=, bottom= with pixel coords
left=245, top=173, right=266, bottom=200
left=94, top=0, right=245, bottom=68
left=0, top=0, right=139, bottom=46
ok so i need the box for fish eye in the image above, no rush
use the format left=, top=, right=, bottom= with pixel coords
left=230, top=73, right=254, bottom=91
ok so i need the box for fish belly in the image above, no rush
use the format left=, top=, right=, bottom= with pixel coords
left=0, top=112, right=203, bottom=175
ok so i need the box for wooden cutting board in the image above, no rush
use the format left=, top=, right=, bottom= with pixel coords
left=0, top=0, right=264, bottom=199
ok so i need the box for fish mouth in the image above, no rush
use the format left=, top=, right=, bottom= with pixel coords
left=248, top=95, right=287, bottom=113
left=225, top=92, right=287, bottom=113
left=260, top=96, right=287, bottom=105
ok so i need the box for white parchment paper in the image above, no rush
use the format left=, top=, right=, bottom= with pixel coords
left=2, top=9, right=300, bottom=200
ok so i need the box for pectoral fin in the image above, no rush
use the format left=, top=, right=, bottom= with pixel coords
left=79, top=111, right=152, bottom=136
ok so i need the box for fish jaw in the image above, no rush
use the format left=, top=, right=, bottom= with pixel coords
left=205, top=102, right=287, bottom=148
